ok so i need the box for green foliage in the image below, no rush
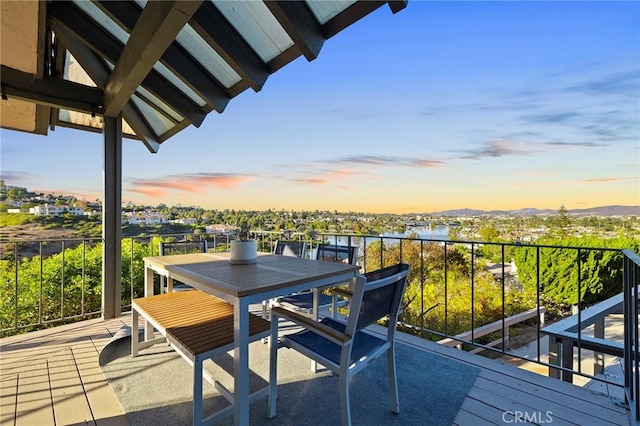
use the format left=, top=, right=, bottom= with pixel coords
left=551, top=205, right=572, bottom=235
left=5, top=186, right=27, bottom=202
left=447, top=227, right=462, bottom=241
left=0, top=213, right=36, bottom=227
left=1, top=243, right=100, bottom=331
left=478, top=225, right=500, bottom=242
left=0, top=238, right=155, bottom=335
left=513, top=236, right=640, bottom=306
left=361, top=240, right=533, bottom=338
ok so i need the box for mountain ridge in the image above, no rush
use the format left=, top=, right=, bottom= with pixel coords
left=427, top=205, right=639, bottom=217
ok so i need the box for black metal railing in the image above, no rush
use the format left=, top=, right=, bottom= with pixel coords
left=1, top=237, right=104, bottom=333
left=1, top=230, right=638, bottom=413
left=623, top=249, right=640, bottom=420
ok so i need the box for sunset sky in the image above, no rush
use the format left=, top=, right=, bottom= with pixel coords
left=1, top=1, right=639, bottom=214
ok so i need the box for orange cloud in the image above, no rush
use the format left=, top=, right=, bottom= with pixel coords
left=411, top=159, right=442, bottom=168
left=294, top=177, right=330, bottom=185
left=581, top=177, right=623, bottom=183
left=289, top=168, right=376, bottom=186
left=128, top=187, right=167, bottom=198
left=127, top=173, right=255, bottom=198
left=32, top=188, right=101, bottom=201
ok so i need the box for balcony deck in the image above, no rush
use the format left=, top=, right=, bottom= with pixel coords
left=1, top=314, right=632, bottom=426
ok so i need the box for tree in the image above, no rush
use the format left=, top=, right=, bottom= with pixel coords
left=448, top=227, right=462, bottom=241
left=6, top=186, right=26, bottom=202
left=478, top=225, right=499, bottom=242
left=553, top=205, right=571, bottom=235
left=513, top=236, right=640, bottom=306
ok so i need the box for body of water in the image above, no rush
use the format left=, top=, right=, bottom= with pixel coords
left=323, top=226, right=455, bottom=247
left=384, top=225, right=452, bottom=241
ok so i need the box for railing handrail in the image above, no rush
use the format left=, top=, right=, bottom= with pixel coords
left=438, top=306, right=546, bottom=348
left=542, top=292, right=624, bottom=334
left=316, top=231, right=625, bottom=252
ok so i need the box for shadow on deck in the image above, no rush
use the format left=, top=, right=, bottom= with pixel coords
left=0, top=313, right=632, bottom=426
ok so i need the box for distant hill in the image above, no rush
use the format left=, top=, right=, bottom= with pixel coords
left=568, top=205, right=640, bottom=217
left=428, top=205, right=639, bottom=217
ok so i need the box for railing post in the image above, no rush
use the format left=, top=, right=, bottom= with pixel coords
left=560, top=337, right=574, bottom=383
left=548, top=336, right=560, bottom=379
left=594, top=318, right=604, bottom=376
left=622, top=250, right=640, bottom=420
left=548, top=336, right=575, bottom=383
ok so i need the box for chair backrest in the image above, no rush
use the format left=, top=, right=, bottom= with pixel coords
left=273, top=240, right=307, bottom=258
left=159, top=240, right=208, bottom=256
left=347, top=263, right=410, bottom=335
left=315, top=244, right=358, bottom=265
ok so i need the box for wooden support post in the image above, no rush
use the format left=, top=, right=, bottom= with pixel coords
left=102, top=115, right=122, bottom=319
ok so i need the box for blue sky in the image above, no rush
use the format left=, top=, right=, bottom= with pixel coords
left=1, top=1, right=639, bottom=213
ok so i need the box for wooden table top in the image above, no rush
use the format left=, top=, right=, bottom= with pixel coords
left=143, top=253, right=360, bottom=298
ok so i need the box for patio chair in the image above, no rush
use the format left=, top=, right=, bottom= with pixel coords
left=261, top=240, right=309, bottom=320
left=159, top=239, right=208, bottom=256
left=272, top=240, right=308, bottom=258
left=276, top=244, right=359, bottom=319
left=159, top=240, right=208, bottom=292
left=268, top=263, right=410, bottom=425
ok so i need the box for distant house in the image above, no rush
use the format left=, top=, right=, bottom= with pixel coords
left=29, top=204, right=85, bottom=216
left=123, top=212, right=166, bottom=225
left=205, top=224, right=235, bottom=235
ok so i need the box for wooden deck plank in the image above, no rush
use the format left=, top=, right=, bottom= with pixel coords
left=417, top=334, right=625, bottom=408
left=1, top=317, right=126, bottom=367
left=455, top=397, right=508, bottom=425
left=390, top=326, right=630, bottom=425
left=0, top=374, right=18, bottom=424
left=73, top=340, right=129, bottom=426
left=1, top=317, right=129, bottom=426
left=14, top=359, right=55, bottom=426
left=466, top=385, right=579, bottom=426
left=1, top=316, right=107, bottom=346
left=453, top=400, right=500, bottom=425
left=1, top=316, right=633, bottom=426
left=478, top=366, right=629, bottom=422
left=473, top=375, right=623, bottom=426
left=49, top=348, right=95, bottom=425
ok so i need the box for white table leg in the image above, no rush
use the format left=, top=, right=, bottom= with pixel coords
left=310, top=288, right=320, bottom=372
left=234, top=300, right=250, bottom=425
left=143, top=264, right=154, bottom=339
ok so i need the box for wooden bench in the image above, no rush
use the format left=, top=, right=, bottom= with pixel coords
left=132, top=290, right=271, bottom=425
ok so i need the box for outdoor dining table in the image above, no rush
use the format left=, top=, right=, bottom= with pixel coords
left=142, top=252, right=361, bottom=425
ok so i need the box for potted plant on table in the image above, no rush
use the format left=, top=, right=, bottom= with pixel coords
left=230, top=221, right=257, bottom=264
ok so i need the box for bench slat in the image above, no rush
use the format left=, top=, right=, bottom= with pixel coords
left=133, top=290, right=270, bottom=358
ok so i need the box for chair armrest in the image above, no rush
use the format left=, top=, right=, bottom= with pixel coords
left=271, top=306, right=350, bottom=344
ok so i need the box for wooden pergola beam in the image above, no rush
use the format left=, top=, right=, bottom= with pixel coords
left=103, top=1, right=203, bottom=117
left=1, top=65, right=104, bottom=115
left=265, top=1, right=325, bottom=61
